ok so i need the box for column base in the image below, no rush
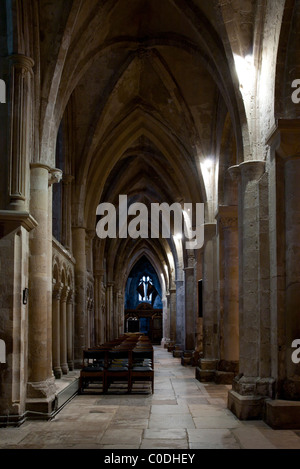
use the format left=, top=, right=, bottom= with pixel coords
left=68, top=361, right=74, bottom=371
left=172, top=345, right=183, bottom=358
left=53, top=367, right=62, bottom=379
left=26, top=377, right=57, bottom=417
left=195, top=359, right=239, bottom=384
left=265, top=399, right=300, bottom=429
left=167, top=343, right=175, bottom=352
left=281, top=378, right=300, bottom=400
left=228, top=375, right=276, bottom=421
left=215, top=371, right=236, bottom=384
left=228, top=390, right=265, bottom=420
left=61, top=363, right=69, bottom=375
left=195, top=367, right=215, bottom=382
left=195, top=359, right=218, bottom=382
left=161, top=338, right=170, bottom=348
left=215, top=360, right=239, bottom=384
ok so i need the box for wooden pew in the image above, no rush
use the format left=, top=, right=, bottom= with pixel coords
left=129, top=347, right=154, bottom=393
left=104, top=349, right=131, bottom=393
left=79, top=335, right=154, bottom=394
left=79, top=349, right=106, bottom=393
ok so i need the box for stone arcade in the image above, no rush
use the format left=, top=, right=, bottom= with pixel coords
left=0, top=0, right=300, bottom=434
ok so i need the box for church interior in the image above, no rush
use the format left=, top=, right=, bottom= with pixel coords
left=1, top=0, right=300, bottom=450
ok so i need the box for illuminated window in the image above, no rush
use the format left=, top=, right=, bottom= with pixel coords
left=137, top=276, right=154, bottom=303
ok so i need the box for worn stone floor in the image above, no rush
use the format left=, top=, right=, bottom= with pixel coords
left=1, top=346, right=300, bottom=450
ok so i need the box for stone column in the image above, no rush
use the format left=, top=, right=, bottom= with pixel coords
left=72, top=227, right=87, bottom=368
left=94, top=271, right=101, bottom=345
left=113, top=289, right=118, bottom=338
left=27, top=164, right=56, bottom=412
left=284, top=156, right=300, bottom=389
left=117, top=289, right=124, bottom=337
left=101, top=283, right=107, bottom=343
left=48, top=169, right=62, bottom=380
left=67, top=291, right=74, bottom=371
left=8, top=55, right=34, bottom=211
left=163, top=292, right=171, bottom=345
left=106, top=282, right=114, bottom=340
left=175, top=279, right=184, bottom=348
left=197, top=223, right=218, bottom=381
left=52, top=283, right=62, bottom=379
left=94, top=269, right=105, bottom=345
left=89, top=296, right=94, bottom=347
left=184, top=256, right=196, bottom=351
left=216, top=206, right=239, bottom=383
left=60, top=286, right=69, bottom=374
left=227, top=160, right=275, bottom=420
left=169, top=288, right=177, bottom=342
left=268, top=120, right=300, bottom=399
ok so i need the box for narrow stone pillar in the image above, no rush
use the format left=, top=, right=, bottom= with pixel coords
left=216, top=206, right=239, bottom=383
left=94, top=271, right=101, bottom=345
left=67, top=291, right=74, bottom=371
left=117, top=289, right=124, bottom=337
left=94, top=269, right=105, bottom=344
left=52, top=283, right=62, bottom=379
left=202, top=223, right=218, bottom=358
left=60, top=286, right=69, bottom=374
left=163, top=292, right=171, bottom=345
left=175, top=279, right=184, bottom=348
left=169, top=288, right=177, bottom=342
left=197, top=223, right=218, bottom=381
left=27, top=164, right=56, bottom=412
left=113, top=289, right=118, bottom=338
left=184, top=256, right=196, bottom=351
left=106, top=282, right=114, bottom=340
left=72, top=227, right=87, bottom=368
left=8, top=55, right=34, bottom=211
left=48, top=169, right=62, bottom=379
left=101, top=283, right=107, bottom=343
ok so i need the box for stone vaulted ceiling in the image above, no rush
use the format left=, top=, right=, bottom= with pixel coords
left=37, top=0, right=247, bottom=287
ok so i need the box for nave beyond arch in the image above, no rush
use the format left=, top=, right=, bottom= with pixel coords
left=1, top=0, right=300, bottom=433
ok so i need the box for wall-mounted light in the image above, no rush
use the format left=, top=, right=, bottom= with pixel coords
left=23, top=288, right=29, bottom=305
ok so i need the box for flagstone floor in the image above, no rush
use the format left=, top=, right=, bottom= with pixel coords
left=1, top=346, right=300, bottom=450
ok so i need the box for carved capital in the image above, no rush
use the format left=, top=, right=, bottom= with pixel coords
left=61, top=286, right=70, bottom=303
left=228, top=165, right=241, bottom=182
left=49, top=168, right=63, bottom=186
left=53, top=282, right=63, bottom=301
left=8, top=54, right=34, bottom=72
left=229, top=161, right=265, bottom=184
left=239, top=160, right=265, bottom=182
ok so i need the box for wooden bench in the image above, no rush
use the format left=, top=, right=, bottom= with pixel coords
left=129, top=348, right=154, bottom=393
left=79, top=335, right=154, bottom=394
left=79, top=349, right=106, bottom=393
left=105, top=349, right=131, bottom=393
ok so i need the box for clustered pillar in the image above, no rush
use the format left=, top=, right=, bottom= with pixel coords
left=52, top=283, right=74, bottom=379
